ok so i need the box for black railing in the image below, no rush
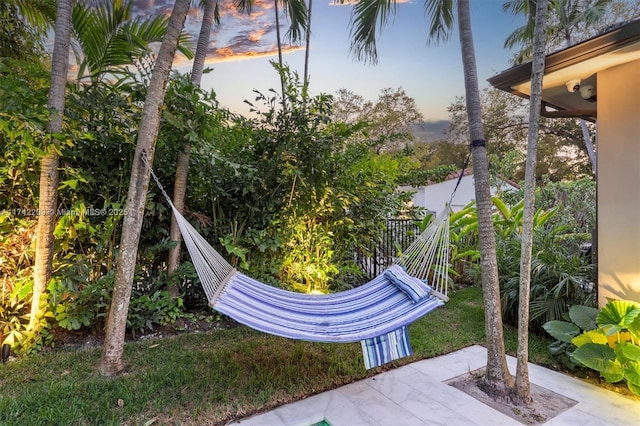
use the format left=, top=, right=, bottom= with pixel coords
left=355, top=219, right=422, bottom=278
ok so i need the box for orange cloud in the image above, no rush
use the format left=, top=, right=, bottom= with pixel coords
left=209, top=45, right=305, bottom=63
left=215, top=46, right=236, bottom=58
left=248, top=29, right=267, bottom=43
left=328, top=0, right=412, bottom=4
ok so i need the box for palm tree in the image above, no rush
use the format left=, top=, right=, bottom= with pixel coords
left=99, top=0, right=192, bottom=377
left=0, top=0, right=56, bottom=59
left=303, top=0, right=313, bottom=86
left=71, top=0, right=193, bottom=84
left=348, top=0, right=514, bottom=396
left=29, top=0, right=194, bottom=330
left=504, top=0, right=613, bottom=173
left=514, top=0, right=548, bottom=404
left=236, top=0, right=307, bottom=109
left=29, top=0, right=73, bottom=329
left=167, top=0, right=220, bottom=291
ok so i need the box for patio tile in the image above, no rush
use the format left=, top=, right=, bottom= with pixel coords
left=234, top=344, right=639, bottom=426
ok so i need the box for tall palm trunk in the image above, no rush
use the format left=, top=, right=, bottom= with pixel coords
left=29, top=0, right=72, bottom=329
left=167, top=0, right=217, bottom=295
left=303, top=0, right=313, bottom=86
left=515, top=0, right=547, bottom=404
left=457, top=0, right=513, bottom=393
left=274, top=0, right=287, bottom=110
left=99, top=0, right=191, bottom=377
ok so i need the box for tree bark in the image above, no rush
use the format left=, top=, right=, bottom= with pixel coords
left=579, top=119, right=596, bottom=174
left=167, top=0, right=217, bottom=293
left=274, top=0, right=287, bottom=111
left=99, top=0, right=191, bottom=377
left=303, top=0, right=313, bottom=86
left=457, top=0, right=513, bottom=392
left=515, top=0, right=548, bottom=405
left=29, top=0, right=72, bottom=329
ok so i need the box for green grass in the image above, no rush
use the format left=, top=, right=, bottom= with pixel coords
left=0, top=287, right=557, bottom=425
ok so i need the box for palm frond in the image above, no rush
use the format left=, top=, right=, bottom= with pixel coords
left=423, top=0, right=454, bottom=44
left=348, top=0, right=397, bottom=65
left=283, top=0, right=309, bottom=44
left=214, top=2, right=221, bottom=27
left=72, top=0, right=194, bottom=81
left=579, top=0, right=612, bottom=26
left=14, top=0, right=56, bottom=31
left=234, top=0, right=253, bottom=14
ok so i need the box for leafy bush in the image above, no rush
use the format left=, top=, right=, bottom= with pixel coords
left=542, top=304, right=599, bottom=369
left=490, top=195, right=595, bottom=329
left=451, top=194, right=595, bottom=329
left=188, top=64, right=413, bottom=293
left=127, top=291, right=184, bottom=336
left=544, top=300, right=640, bottom=396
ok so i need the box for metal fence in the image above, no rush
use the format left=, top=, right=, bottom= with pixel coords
left=355, top=219, right=422, bottom=278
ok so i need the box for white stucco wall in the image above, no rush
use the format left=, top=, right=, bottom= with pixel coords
left=406, top=175, right=517, bottom=215
left=597, top=59, right=640, bottom=306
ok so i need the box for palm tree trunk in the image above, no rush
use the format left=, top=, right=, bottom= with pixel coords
left=167, top=0, right=217, bottom=293
left=99, top=0, right=191, bottom=377
left=29, top=0, right=72, bottom=329
left=457, top=0, right=513, bottom=393
left=515, top=0, right=548, bottom=405
left=167, top=144, right=191, bottom=289
left=190, top=0, right=216, bottom=85
left=274, top=0, right=287, bottom=110
left=303, top=0, right=313, bottom=86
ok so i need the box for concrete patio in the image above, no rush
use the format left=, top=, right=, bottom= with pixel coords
left=234, top=344, right=639, bottom=426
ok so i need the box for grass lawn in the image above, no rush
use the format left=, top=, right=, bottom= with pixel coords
left=0, top=287, right=560, bottom=425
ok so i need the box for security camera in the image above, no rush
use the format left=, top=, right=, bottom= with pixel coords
left=565, top=79, right=581, bottom=92
left=579, top=85, right=596, bottom=102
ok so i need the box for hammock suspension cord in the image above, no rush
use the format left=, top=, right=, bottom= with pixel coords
left=142, top=153, right=235, bottom=302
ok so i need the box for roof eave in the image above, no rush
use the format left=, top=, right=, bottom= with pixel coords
left=488, top=20, right=640, bottom=107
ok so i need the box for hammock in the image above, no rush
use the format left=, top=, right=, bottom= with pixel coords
left=144, top=157, right=452, bottom=368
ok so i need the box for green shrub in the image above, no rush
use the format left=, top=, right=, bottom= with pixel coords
left=542, top=304, right=599, bottom=369
left=544, top=299, right=640, bottom=396
left=491, top=196, right=595, bottom=330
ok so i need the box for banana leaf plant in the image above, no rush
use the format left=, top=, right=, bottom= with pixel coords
left=544, top=299, right=640, bottom=396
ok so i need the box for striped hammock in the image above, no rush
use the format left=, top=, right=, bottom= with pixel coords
left=146, top=160, right=451, bottom=368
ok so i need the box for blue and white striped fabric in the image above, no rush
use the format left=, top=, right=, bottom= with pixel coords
left=384, top=265, right=432, bottom=303
left=146, top=161, right=447, bottom=369
left=212, top=270, right=444, bottom=343
left=361, top=326, right=413, bottom=369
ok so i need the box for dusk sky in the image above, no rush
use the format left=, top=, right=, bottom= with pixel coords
left=136, top=0, right=526, bottom=123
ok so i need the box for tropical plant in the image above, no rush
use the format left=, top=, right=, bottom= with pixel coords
left=70, top=0, right=194, bottom=83
left=544, top=299, right=640, bottom=396
left=236, top=0, right=308, bottom=109
left=0, top=0, right=54, bottom=60
left=543, top=303, right=599, bottom=369
left=496, top=206, right=595, bottom=330
left=446, top=193, right=594, bottom=332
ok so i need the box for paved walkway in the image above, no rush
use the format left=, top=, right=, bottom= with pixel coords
left=234, top=345, right=640, bottom=426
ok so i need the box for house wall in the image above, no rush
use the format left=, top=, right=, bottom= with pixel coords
left=413, top=175, right=476, bottom=214
left=597, top=59, right=640, bottom=306
left=409, top=176, right=517, bottom=215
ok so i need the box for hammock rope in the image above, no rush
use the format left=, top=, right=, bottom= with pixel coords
left=142, top=154, right=453, bottom=368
